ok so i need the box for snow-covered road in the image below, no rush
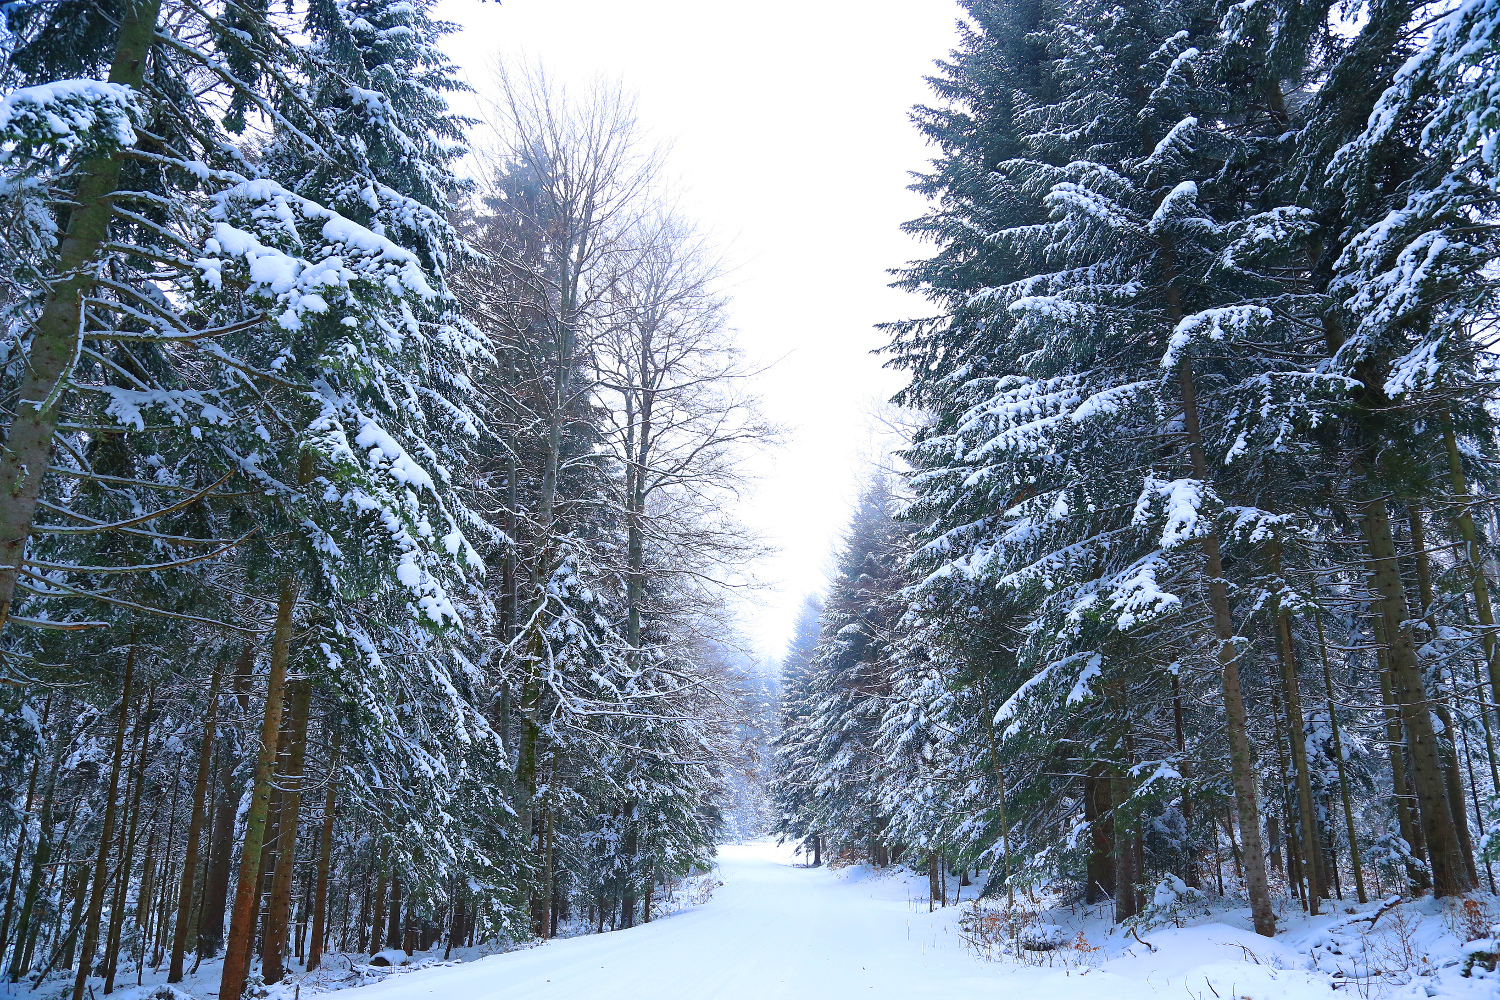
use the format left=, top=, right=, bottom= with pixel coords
left=353, top=842, right=1004, bottom=999
left=349, top=842, right=1340, bottom=1000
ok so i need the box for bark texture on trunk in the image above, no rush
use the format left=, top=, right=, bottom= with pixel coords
left=1084, top=766, right=1116, bottom=904
left=71, top=641, right=135, bottom=1000
left=305, top=726, right=339, bottom=972
left=1362, top=493, right=1471, bottom=896
left=218, top=576, right=297, bottom=1000
left=263, top=678, right=310, bottom=983
left=168, top=657, right=230, bottom=982
left=1274, top=601, right=1322, bottom=912
left=0, top=0, right=163, bottom=631
left=1175, top=358, right=1276, bottom=937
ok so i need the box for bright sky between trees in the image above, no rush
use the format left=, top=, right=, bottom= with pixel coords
left=433, top=0, right=963, bottom=664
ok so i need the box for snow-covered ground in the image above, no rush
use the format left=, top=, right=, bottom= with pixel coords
left=290, top=842, right=1499, bottom=1000
left=26, top=842, right=1499, bottom=1000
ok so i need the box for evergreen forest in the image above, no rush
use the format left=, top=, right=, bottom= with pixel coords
left=7, top=0, right=1500, bottom=998
left=773, top=0, right=1500, bottom=940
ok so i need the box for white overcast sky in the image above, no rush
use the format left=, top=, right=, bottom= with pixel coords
left=433, top=0, right=962, bottom=665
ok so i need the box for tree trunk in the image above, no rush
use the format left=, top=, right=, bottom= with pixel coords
left=0, top=0, right=162, bottom=630
left=1113, top=812, right=1137, bottom=922
left=1361, top=492, right=1471, bottom=896
left=1273, top=594, right=1322, bottom=913
left=1377, top=632, right=1426, bottom=871
left=10, top=707, right=64, bottom=981
left=385, top=873, right=403, bottom=951
left=1170, top=674, right=1198, bottom=888
left=1084, top=765, right=1115, bottom=903
left=218, top=575, right=298, bottom=1000
left=1407, top=508, right=1480, bottom=885
left=618, top=809, right=635, bottom=932
left=305, top=727, right=339, bottom=972
left=1175, top=357, right=1276, bottom=936
left=63, top=863, right=89, bottom=973
left=1444, top=419, right=1500, bottom=736
left=263, top=678, right=310, bottom=983
left=0, top=735, right=43, bottom=972
left=1314, top=604, right=1367, bottom=903
left=71, top=639, right=136, bottom=1000
left=133, top=829, right=157, bottom=985
left=105, top=686, right=155, bottom=994
left=168, top=656, right=230, bottom=981
left=368, top=854, right=387, bottom=955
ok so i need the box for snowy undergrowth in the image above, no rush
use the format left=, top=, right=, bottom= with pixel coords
left=831, top=862, right=1499, bottom=1000
left=4, top=943, right=517, bottom=1000
left=8, top=872, right=727, bottom=1000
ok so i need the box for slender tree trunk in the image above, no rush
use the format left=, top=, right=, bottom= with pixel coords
left=368, top=854, right=387, bottom=955
left=1113, top=783, right=1137, bottom=922
left=1361, top=492, right=1471, bottom=896
left=263, top=679, right=310, bottom=983
left=1314, top=604, right=1367, bottom=903
left=256, top=770, right=283, bottom=968
left=1444, top=419, right=1500, bottom=735
left=10, top=704, right=63, bottom=981
left=62, top=863, right=89, bottom=973
left=168, top=657, right=229, bottom=981
left=71, top=638, right=136, bottom=1000
left=1223, top=807, right=1243, bottom=882
left=619, top=809, right=635, bottom=932
left=1267, top=811, right=1285, bottom=879
left=642, top=865, right=653, bottom=925
left=148, top=758, right=181, bottom=972
left=543, top=805, right=556, bottom=939
left=0, top=736, right=42, bottom=970
left=1170, top=674, right=1198, bottom=888
left=133, top=828, right=157, bottom=985
left=1269, top=689, right=1305, bottom=904
left=927, top=853, right=940, bottom=913
left=1084, top=765, right=1116, bottom=904
left=1407, top=508, right=1480, bottom=884
left=385, top=872, right=402, bottom=951
left=218, top=575, right=298, bottom=1000
left=1175, top=357, right=1276, bottom=936
left=1272, top=584, right=1322, bottom=913
left=977, top=674, right=1015, bottom=908
left=1376, top=629, right=1426, bottom=873
left=305, top=727, right=339, bottom=972
left=104, top=686, right=153, bottom=995
left=197, top=739, right=233, bottom=964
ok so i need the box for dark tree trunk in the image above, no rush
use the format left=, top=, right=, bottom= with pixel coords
left=385, top=873, right=403, bottom=951
left=263, top=678, right=310, bottom=983
left=10, top=703, right=62, bottom=981
left=1362, top=493, right=1471, bottom=896
left=72, top=640, right=135, bottom=1000
left=1175, top=354, right=1276, bottom=937
left=368, top=859, right=387, bottom=955
left=168, top=657, right=229, bottom=981
left=1084, top=765, right=1115, bottom=904
left=218, top=576, right=298, bottom=1000
left=105, top=688, right=155, bottom=994
left=305, top=726, right=339, bottom=972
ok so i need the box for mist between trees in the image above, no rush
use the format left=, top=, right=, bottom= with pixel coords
left=771, top=0, right=1500, bottom=941
left=0, top=4, right=781, bottom=998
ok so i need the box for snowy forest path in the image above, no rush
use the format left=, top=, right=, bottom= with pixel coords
left=345, top=841, right=1342, bottom=1000
left=350, top=841, right=1011, bottom=998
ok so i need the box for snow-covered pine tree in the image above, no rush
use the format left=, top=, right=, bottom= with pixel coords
left=878, top=0, right=1388, bottom=931
left=770, top=594, right=826, bottom=861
